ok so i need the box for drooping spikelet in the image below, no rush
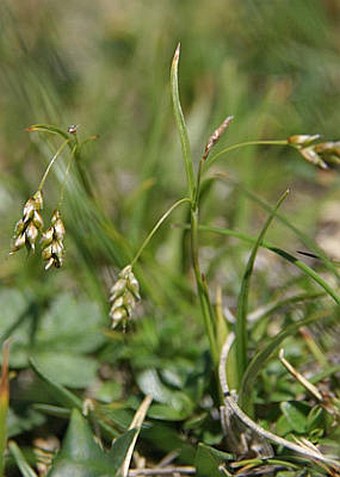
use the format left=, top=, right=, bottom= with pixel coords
left=41, top=210, right=65, bottom=270
left=109, top=265, right=140, bottom=329
left=288, top=135, right=340, bottom=169
left=11, top=190, right=44, bottom=253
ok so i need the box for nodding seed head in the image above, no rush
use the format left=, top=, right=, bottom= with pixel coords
left=10, top=191, right=44, bottom=254
left=109, top=265, right=141, bottom=329
left=41, top=210, right=65, bottom=270
left=299, top=146, right=328, bottom=170
left=287, top=134, right=320, bottom=147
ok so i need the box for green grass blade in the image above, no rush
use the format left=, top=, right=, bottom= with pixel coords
left=197, top=225, right=339, bottom=304
left=8, top=441, right=38, bottom=477
left=191, top=208, right=219, bottom=368
left=232, top=180, right=340, bottom=279
left=205, top=139, right=288, bottom=170
left=235, top=190, right=290, bottom=386
left=268, top=247, right=339, bottom=304
left=249, top=291, right=325, bottom=323
left=170, top=44, right=195, bottom=199
left=239, top=313, right=328, bottom=412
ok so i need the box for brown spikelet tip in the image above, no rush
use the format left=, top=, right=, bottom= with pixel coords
left=203, top=115, right=234, bottom=161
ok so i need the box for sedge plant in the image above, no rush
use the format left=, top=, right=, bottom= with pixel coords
left=10, top=43, right=339, bottom=407
left=7, top=45, right=340, bottom=475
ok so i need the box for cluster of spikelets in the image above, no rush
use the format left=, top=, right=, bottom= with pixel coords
left=11, top=190, right=44, bottom=253
left=109, top=265, right=140, bottom=329
left=11, top=190, right=65, bottom=270
left=40, top=210, right=66, bottom=270
left=9, top=125, right=142, bottom=330
left=288, top=134, right=340, bottom=170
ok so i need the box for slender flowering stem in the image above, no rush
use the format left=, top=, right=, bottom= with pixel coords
left=110, top=198, right=191, bottom=329
left=190, top=116, right=235, bottom=367
left=57, top=143, right=78, bottom=208
left=205, top=139, right=289, bottom=169
left=192, top=158, right=204, bottom=210
left=193, top=116, right=234, bottom=209
left=190, top=206, right=219, bottom=366
left=37, top=139, right=71, bottom=191
left=131, top=197, right=191, bottom=267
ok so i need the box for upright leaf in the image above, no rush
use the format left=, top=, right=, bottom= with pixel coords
left=170, top=43, right=195, bottom=198
left=235, top=190, right=290, bottom=387
left=239, top=314, right=325, bottom=411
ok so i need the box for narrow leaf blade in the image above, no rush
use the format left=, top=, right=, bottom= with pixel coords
left=170, top=43, right=195, bottom=198
left=235, top=190, right=290, bottom=386
left=8, top=441, right=38, bottom=477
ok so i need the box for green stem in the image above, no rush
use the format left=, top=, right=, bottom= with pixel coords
left=193, top=158, right=204, bottom=209
left=131, top=197, right=191, bottom=267
left=37, top=139, right=71, bottom=191
left=8, top=441, right=37, bottom=477
left=205, top=139, right=289, bottom=169
left=72, top=139, right=96, bottom=200
left=170, top=45, right=218, bottom=369
left=190, top=206, right=219, bottom=367
left=57, top=143, right=78, bottom=208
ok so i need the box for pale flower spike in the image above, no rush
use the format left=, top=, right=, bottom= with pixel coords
left=41, top=210, right=66, bottom=270
left=109, top=265, right=140, bottom=329
left=288, top=134, right=340, bottom=169
left=11, top=190, right=44, bottom=254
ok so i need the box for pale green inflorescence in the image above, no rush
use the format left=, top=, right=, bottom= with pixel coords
left=109, top=265, right=141, bottom=328
left=41, top=210, right=66, bottom=270
left=11, top=190, right=44, bottom=253
left=288, top=134, right=340, bottom=169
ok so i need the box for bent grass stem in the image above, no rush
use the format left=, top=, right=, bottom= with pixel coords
left=205, top=140, right=289, bottom=169
left=37, top=139, right=71, bottom=192
left=131, top=197, right=191, bottom=267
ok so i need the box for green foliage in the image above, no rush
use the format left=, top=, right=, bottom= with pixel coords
left=0, top=1, right=339, bottom=476
left=9, top=411, right=138, bottom=477
left=195, top=444, right=228, bottom=476
left=46, top=410, right=137, bottom=477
